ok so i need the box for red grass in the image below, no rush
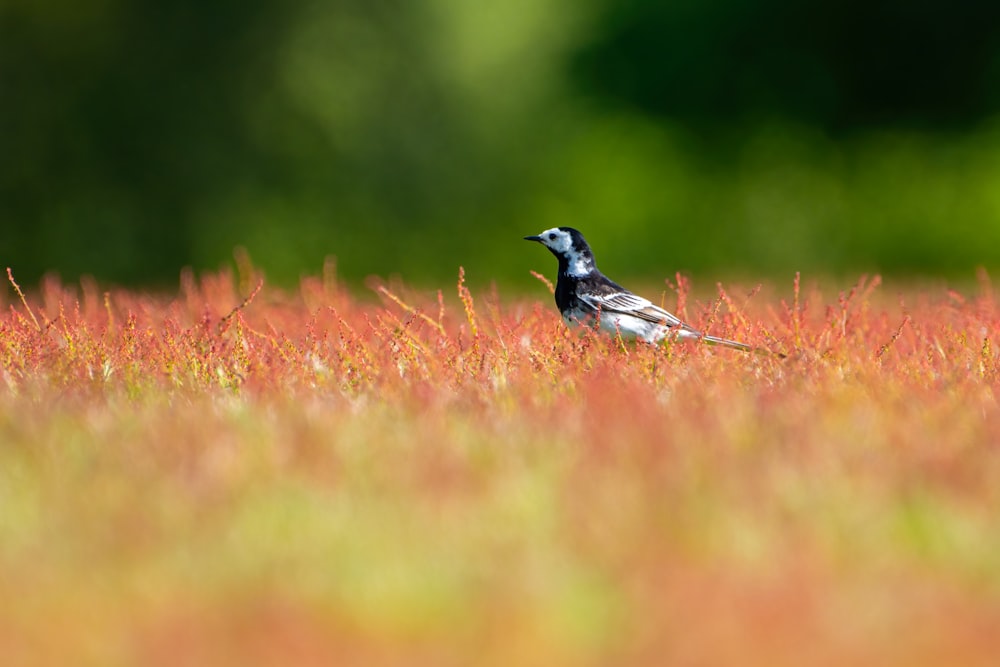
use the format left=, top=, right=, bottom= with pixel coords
left=2, top=264, right=1000, bottom=666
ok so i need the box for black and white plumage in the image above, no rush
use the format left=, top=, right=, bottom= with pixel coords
left=524, top=226, right=756, bottom=352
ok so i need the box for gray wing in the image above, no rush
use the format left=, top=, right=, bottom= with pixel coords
left=577, top=290, right=697, bottom=332
left=577, top=283, right=775, bottom=354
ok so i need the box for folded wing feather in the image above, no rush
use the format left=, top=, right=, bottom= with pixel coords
left=578, top=291, right=698, bottom=332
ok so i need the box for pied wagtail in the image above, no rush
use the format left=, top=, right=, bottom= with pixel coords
left=525, top=227, right=772, bottom=354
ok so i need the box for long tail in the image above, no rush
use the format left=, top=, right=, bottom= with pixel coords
left=700, top=333, right=786, bottom=358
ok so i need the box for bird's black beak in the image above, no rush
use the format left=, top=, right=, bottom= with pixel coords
left=523, top=235, right=542, bottom=242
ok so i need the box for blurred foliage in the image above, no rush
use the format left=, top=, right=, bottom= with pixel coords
left=574, top=0, right=1000, bottom=131
left=3, top=0, right=1000, bottom=288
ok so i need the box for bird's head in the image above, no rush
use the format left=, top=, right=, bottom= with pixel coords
left=524, top=227, right=595, bottom=276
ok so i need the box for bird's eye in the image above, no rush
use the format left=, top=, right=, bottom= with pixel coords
left=548, top=233, right=556, bottom=240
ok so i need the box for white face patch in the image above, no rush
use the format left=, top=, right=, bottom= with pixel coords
left=536, top=227, right=573, bottom=254
left=535, top=227, right=592, bottom=277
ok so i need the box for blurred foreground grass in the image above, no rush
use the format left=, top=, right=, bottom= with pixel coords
left=1, top=269, right=1000, bottom=665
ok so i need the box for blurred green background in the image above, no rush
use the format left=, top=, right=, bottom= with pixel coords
left=4, top=0, right=1000, bottom=288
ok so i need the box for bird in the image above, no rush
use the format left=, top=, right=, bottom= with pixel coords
left=524, top=226, right=774, bottom=354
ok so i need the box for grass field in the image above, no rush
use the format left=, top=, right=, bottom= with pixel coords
left=2, top=264, right=1000, bottom=666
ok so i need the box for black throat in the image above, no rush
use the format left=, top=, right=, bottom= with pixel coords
left=551, top=250, right=604, bottom=315
left=553, top=269, right=579, bottom=314
left=550, top=248, right=587, bottom=314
